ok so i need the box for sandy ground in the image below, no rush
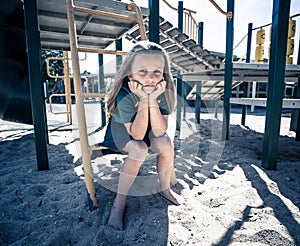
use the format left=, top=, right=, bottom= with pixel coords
left=0, top=103, right=299, bottom=245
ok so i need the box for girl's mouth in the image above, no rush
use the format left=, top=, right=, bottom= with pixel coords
left=131, top=79, right=164, bottom=87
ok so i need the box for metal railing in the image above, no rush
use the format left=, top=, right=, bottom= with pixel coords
left=45, top=52, right=89, bottom=124
left=162, top=0, right=198, bottom=41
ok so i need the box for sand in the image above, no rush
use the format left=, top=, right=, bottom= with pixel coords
left=0, top=103, right=299, bottom=245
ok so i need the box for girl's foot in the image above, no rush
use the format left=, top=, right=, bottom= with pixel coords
left=159, top=188, right=184, bottom=206
left=108, top=198, right=126, bottom=230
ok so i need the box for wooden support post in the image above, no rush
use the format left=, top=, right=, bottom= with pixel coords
left=222, top=0, right=234, bottom=141
left=262, top=0, right=291, bottom=170
left=23, top=0, right=49, bottom=171
left=66, top=0, right=97, bottom=209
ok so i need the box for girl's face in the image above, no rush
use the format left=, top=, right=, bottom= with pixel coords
left=129, top=53, right=165, bottom=94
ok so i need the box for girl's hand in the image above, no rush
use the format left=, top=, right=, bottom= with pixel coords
left=149, top=80, right=166, bottom=100
left=128, top=80, right=148, bottom=101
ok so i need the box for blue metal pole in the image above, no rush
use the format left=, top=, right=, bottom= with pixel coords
left=221, top=0, right=234, bottom=141
left=176, top=1, right=183, bottom=131
left=262, top=0, right=291, bottom=170
left=195, top=22, right=204, bottom=124
left=178, top=1, right=183, bottom=32
left=116, top=38, right=123, bottom=72
left=289, top=37, right=300, bottom=140
left=241, top=23, right=253, bottom=125
left=98, top=54, right=106, bottom=127
left=23, top=0, right=49, bottom=170
left=148, top=0, right=159, bottom=44
left=198, top=22, right=204, bottom=46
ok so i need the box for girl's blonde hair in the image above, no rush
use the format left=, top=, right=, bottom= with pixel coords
left=106, top=41, right=176, bottom=114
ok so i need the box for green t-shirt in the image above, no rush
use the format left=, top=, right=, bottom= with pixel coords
left=112, top=82, right=171, bottom=123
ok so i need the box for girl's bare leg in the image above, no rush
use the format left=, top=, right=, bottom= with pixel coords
left=108, top=140, right=148, bottom=230
left=152, top=135, right=183, bottom=205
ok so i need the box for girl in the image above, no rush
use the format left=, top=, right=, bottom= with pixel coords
left=99, top=41, right=182, bottom=230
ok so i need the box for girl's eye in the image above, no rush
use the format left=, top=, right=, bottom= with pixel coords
left=138, top=69, right=147, bottom=75
left=136, top=69, right=163, bottom=77
left=154, top=70, right=162, bottom=76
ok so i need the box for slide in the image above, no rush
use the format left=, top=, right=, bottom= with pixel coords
left=0, top=0, right=32, bottom=124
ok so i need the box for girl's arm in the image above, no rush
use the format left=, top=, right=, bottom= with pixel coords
left=124, top=101, right=149, bottom=140
left=148, top=81, right=168, bottom=137
left=124, top=81, right=149, bottom=140
left=149, top=103, right=168, bottom=137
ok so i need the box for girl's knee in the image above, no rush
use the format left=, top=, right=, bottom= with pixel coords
left=127, top=140, right=148, bottom=161
left=151, top=134, right=174, bottom=155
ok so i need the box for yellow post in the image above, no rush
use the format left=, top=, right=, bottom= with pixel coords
left=255, top=28, right=265, bottom=63
left=63, top=51, right=72, bottom=124
left=66, top=0, right=97, bottom=209
left=286, top=19, right=296, bottom=64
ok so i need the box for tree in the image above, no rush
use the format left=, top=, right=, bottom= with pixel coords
left=41, top=50, right=64, bottom=93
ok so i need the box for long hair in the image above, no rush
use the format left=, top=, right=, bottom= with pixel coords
left=106, top=41, right=176, bottom=114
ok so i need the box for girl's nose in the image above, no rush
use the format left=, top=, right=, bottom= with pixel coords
left=146, top=72, right=155, bottom=80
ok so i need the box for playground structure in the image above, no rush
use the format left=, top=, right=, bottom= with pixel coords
left=0, top=0, right=300, bottom=209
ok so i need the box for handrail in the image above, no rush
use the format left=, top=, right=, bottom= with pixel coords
left=126, top=2, right=147, bottom=40
left=290, top=13, right=300, bottom=19
left=162, top=0, right=199, bottom=42
left=161, top=0, right=196, bottom=14
left=208, top=0, right=232, bottom=20
left=233, top=33, right=248, bottom=51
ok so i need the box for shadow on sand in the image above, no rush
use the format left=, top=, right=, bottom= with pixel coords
left=174, top=117, right=300, bottom=245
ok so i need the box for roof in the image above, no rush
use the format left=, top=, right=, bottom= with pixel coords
left=37, top=0, right=148, bottom=51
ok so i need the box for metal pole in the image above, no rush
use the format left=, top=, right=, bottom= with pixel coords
left=290, top=37, right=300, bottom=141
left=148, top=0, right=160, bottom=44
left=221, top=0, right=234, bottom=141
left=295, top=37, right=300, bottom=141
left=66, top=0, right=97, bottom=209
left=116, top=38, right=123, bottom=72
left=195, top=22, right=204, bottom=124
left=241, top=23, right=253, bottom=126
left=178, top=1, right=183, bottom=32
left=23, top=0, right=49, bottom=171
left=176, top=1, right=183, bottom=131
left=64, top=51, right=72, bottom=124
left=262, top=0, right=291, bottom=170
left=98, top=54, right=106, bottom=127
